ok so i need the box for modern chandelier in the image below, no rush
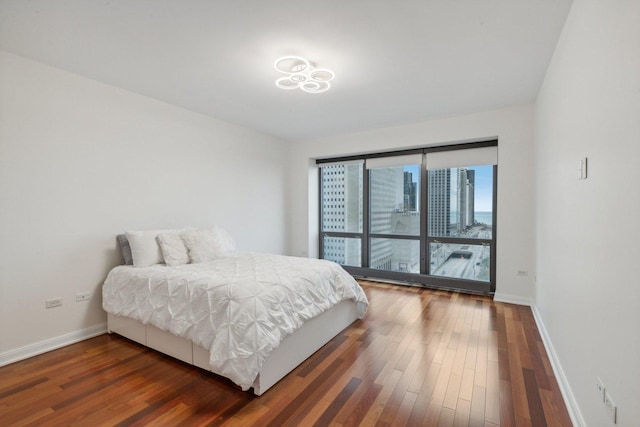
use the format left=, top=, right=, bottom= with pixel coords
left=274, top=56, right=335, bottom=94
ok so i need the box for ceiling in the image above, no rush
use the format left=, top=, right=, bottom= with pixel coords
left=0, top=0, right=573, bottom=142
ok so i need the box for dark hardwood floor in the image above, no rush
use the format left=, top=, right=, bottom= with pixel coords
left=0, top=281, right=572, bottom=426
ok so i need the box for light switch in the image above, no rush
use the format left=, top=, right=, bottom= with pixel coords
left=579, top=157, right=588, bottom=180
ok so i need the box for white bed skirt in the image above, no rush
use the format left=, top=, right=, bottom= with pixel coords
left=107, top=299, right=359, bottom=395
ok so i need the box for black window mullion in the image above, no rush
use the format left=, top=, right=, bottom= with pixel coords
left=368, top=233, right=421, bottom=240
left=362, top=162, right=369, bottom=268
left=426, top=236, right=492, bottom=245
left=420, top=151, right=428, bottom=275
left=491, top=164, right=498, bottom=292
left=318, top=166, right=324, bottom=260
left=322, top=232, right=363, bottom=239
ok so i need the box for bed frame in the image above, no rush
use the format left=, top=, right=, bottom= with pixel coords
left=107, top=299, right=359, bottom=395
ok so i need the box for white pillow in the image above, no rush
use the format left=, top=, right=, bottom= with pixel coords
left=125, top=228, right=191, bottom=267
left=182, top=226, right=236, bottom=263
left=157, top=230, right=190, bottom=266
left=212, top=225, right=236, bottom=253
left=125, top=230, right=165, bottom=267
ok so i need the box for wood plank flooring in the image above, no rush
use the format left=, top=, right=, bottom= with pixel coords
left=0, top=281, right=572, bottom=426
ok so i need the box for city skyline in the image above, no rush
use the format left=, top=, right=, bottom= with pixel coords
left=321, top=161, right=493, bottom=278
left=385, top=164, right=493, bottom=212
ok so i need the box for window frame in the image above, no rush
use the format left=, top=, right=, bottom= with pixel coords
left=317, top=140, right=497, bottom=294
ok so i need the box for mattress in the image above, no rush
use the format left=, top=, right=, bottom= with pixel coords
left=102, top=253, right=368, bottom=390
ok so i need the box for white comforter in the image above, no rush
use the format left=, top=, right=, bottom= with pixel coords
left=102, top=253, right=368, bottom=390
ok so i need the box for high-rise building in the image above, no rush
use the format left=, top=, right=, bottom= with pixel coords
left=403, top=171, right=417, bottom=211
left=457, top=168, right=469, bottom=230
left=466, top=169, right=475, bottom=226
left=320, top=164, right=362, bottom=265
left=457, top=168, right=475, bottom=230
left=427, top=169, right=451, bottom=236
left=369, top=167, right=402, bottom=270
left=428, top=167, right=475, bottom=236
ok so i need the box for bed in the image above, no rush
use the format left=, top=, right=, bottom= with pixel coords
left=103, top=228, right=368, bottom=396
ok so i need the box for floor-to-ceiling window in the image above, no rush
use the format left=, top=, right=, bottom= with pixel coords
left=318, top=141, right=497, bottom=294
left=424, top=146, right=497, bottom=292
left=367, top=154, right=422, bottom=274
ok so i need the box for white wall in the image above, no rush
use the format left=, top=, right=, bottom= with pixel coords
left=289, top=105, right=535, bottom=301
left=0, top=50, right=290, bottom=360
left=534, top=1, right=640, bottom=426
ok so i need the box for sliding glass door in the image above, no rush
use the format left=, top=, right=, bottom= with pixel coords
left=318, top=142, right=497, bottom=294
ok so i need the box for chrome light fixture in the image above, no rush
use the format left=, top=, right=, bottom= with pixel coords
left=274, top=56, right=334, bottom=94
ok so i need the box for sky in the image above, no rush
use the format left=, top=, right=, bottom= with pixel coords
left=468, top=165, right=493, bottom=211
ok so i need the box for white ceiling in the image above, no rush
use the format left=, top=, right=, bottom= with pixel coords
left=0, top=0, right=572, bottom=142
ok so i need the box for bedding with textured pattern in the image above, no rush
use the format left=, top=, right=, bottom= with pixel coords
left=102, top=253, right=368, bottom=390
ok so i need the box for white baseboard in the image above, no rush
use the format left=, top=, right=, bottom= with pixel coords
left=0, top=323, right=107, bottom=367
left=530, top=305, right=586, bottom=427
left=493, top=292, right=533, bottom=306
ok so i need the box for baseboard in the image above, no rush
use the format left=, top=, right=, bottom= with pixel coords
left=530, top=305, right=586, bottom=427
left=0, top=323, right=107, bottom=367
left=492, top=292, right=533, bottom=306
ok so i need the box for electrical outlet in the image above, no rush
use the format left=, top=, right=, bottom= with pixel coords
left=596, top=377, right=605, bottom=402
left=517, top=270, right=528, bottom=276
left=75, top=292, right=91, bottom=302
left=604, top=391, right=617, bottom=424
left=46, top=298, right=63, bottom=308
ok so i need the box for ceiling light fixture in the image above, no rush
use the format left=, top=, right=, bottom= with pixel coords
left=274, top=56, right=334, bottom=94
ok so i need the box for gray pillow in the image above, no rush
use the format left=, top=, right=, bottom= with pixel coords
left=117, top=234, right=134, bottom=265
